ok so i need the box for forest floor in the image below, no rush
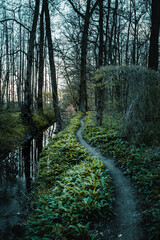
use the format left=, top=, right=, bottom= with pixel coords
left=76, top=117, right=143, bottom=240
left=24, top=112, right=159, bottom=240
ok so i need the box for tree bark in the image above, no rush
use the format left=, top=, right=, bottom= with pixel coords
left=96, top=0, right=104, bottom=126
left=68, top=0, right=99, bottom=112
left=148, top=0, right=160, bottom=71
left=5, top=19, right=10, bottom=108
left=38, top=4, right=44, bottom=113
left=79, top=0, right=91, bottom=112
left=126, top=22, right=131, bottom=65
left=18, top=18, right=22, bottom=108
left=22, top=0, right=40, bottom=123
left=98, top=0, right=103, bottom=67
left=0, top=55, right=2, bottom=109
left=113, top=0, right=118, bottom=64
left=109, top=0, right=118, bottom=65
left=44, top=0, right=62, bottom=131
left=104, top=0, right=111, bottom=65
left=132, top=0, right=137, bottom=65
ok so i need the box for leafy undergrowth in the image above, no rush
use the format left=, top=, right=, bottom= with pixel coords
left=0, top=111, right=54, bottom=154
left=82, top=112, right=160, bottom=240
left=25, top=113, right=114, bottom=240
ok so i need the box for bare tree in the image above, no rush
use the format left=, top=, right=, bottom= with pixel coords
left=68, top=0, right=99, bottom=112
left=104, top=0, right=111, bottom=65
left=21, top=0, right=40, bottom=123
left=96, top=0, right=104, bottom=126
left=37, top=4, right=44, bottom=113
left=44, top=0, right=62, bottom=131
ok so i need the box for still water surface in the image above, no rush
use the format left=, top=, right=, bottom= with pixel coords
left=0, top=125, right=55, bottom=239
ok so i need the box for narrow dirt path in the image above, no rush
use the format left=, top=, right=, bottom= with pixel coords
left=76, top=118, right=143, bottom=240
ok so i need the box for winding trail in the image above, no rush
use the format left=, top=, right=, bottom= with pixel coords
left=76, top=118, right=143, bottom=240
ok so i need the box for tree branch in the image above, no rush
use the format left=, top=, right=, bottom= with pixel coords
left=89, top=0, right=99, bottom=17
left=0, top=19, right=30, bottom=32
left=67, top=0, right=85, bottom=19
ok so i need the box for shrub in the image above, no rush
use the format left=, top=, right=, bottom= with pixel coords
left=94, top=65, right=160, bottom=144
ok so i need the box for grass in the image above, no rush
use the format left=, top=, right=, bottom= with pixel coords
left=82, top=112, right=160, bottom=240
left=25, top=113, right=114, bottom=240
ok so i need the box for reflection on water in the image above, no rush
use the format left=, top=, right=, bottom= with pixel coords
left=0, top=125, right=55, bottom=240
left=43, top=124, right=56, bottom=147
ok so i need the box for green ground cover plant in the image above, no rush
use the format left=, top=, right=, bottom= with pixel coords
left=82, top=112, right=160, bottom=240
left=25, top=113, right=114, bottom=240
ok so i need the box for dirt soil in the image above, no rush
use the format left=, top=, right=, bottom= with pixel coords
left=76, top=118, right=144, bottom=240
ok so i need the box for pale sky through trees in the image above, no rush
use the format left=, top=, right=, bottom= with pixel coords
left=0, top=0, right=157, bottom=110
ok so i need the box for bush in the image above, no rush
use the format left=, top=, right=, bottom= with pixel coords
left=95, top=65, right=160, bottom=144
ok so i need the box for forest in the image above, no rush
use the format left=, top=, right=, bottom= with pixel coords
left=0, top=0, right=160, bottom=239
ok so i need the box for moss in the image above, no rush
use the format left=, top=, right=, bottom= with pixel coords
left=0, top=112, right=27, bottom=153
left=0, top=111, right=54, bottom=154
left=43, top=108, right=55, bottom=123
left=32, top=113, right=49, bottom=129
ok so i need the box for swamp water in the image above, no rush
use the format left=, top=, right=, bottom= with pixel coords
left=0, top=125, right=55, bottom=240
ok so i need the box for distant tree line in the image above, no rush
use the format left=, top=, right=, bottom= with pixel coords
left=0, top=0, right=159, bottom=128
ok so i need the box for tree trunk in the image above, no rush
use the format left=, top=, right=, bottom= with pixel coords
left=21, top=0, right=40, bottom=123
left=113, top=0, right=118, bottom=65
left=44, top=0, right=62, bottom=132
left=126, top=22, right=131, bottom=65
left=125, top=0, right=132, bottom=65
left=98, top=0, right=103, bottom=67
left=117, top=16, right=121, bottom=65
left=38, top=5, right=44, bottom=113
left=148, top=0, right=160, bottom=71
left=5, top=20, right=10, bottom=108
left=68, top=0, right=99, bottom=112
left=0, top=55, right=2, bottom=109
left=12, top=19, right=15, bottom=107
left=109, top=0, right=118, bottom=65
left=96, top=0, right=104, bottom=126
left=22, top=30, right=25, bottom=107
left=132, top=13, right=137, bottom=64
left=79, top=0, right=91, bottom=112
left=104, top=0, right=111, bottom=65
left=17, top=20, right=22, bottom=108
